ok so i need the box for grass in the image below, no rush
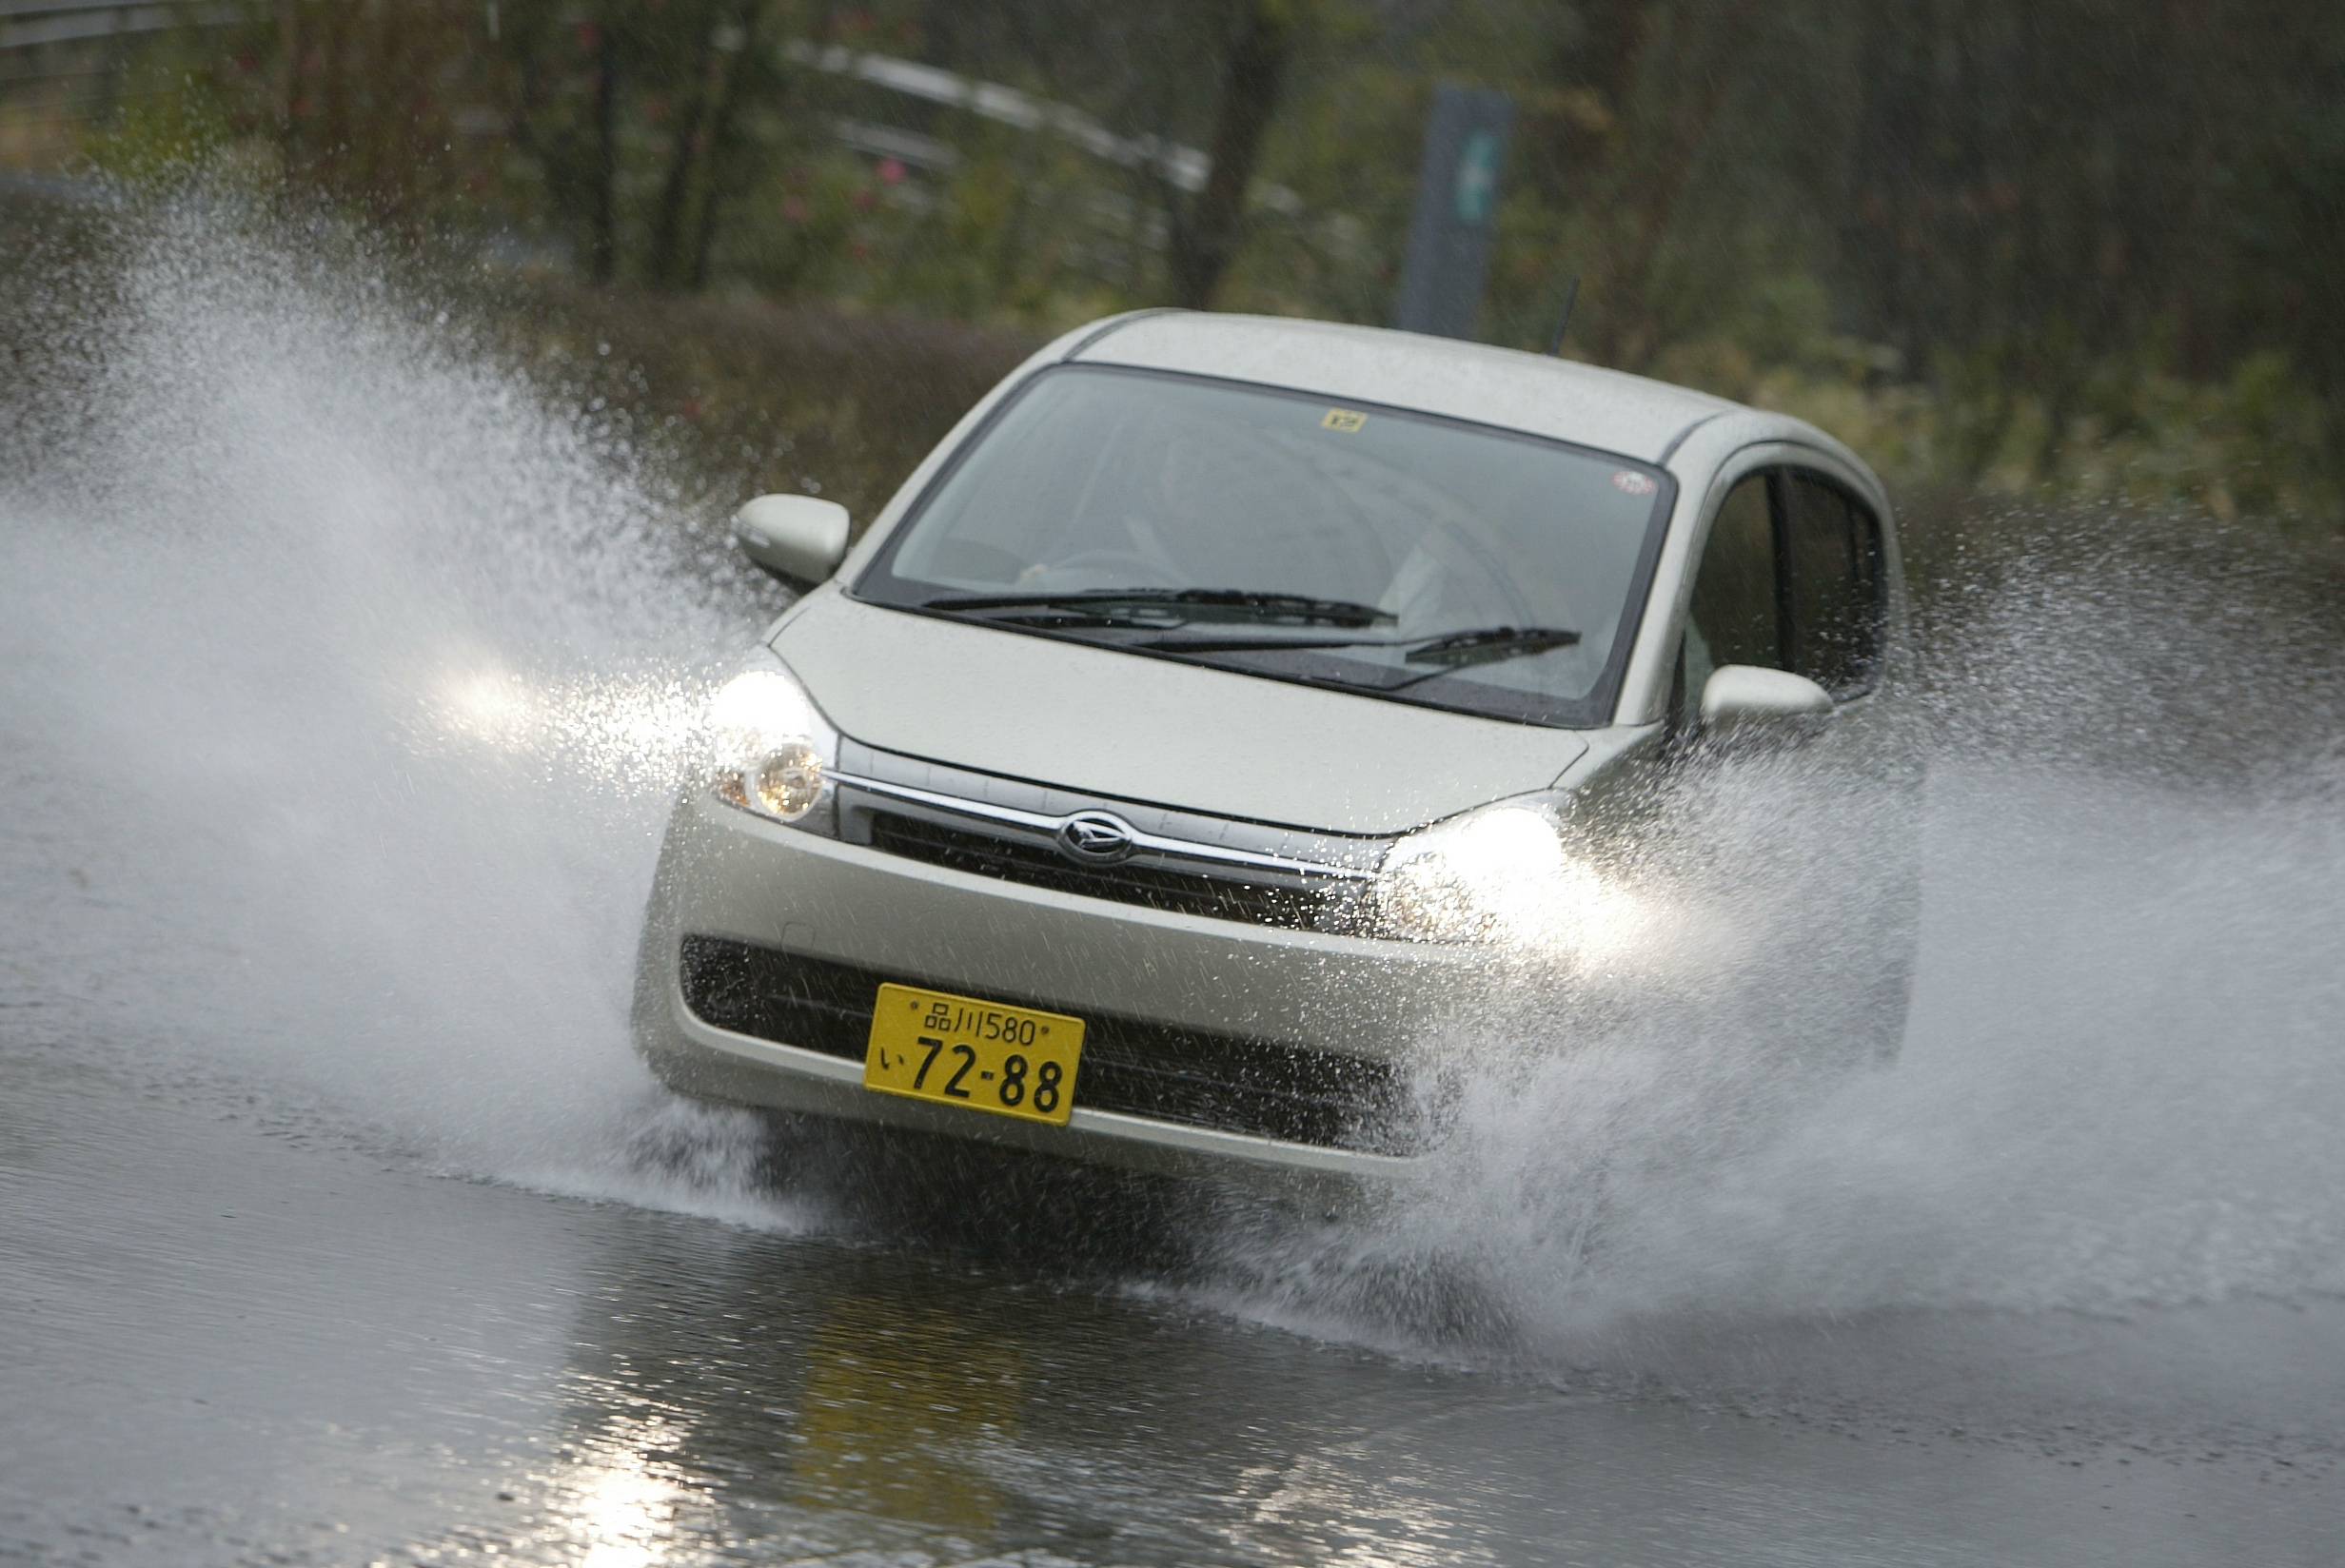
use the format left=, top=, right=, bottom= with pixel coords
left=475, top=276, right=1045, bottom=538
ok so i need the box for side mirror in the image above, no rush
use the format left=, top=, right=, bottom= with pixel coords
left=734, top=494, right=850, bottom=590
left=1700, top=664, right=1834, bottom=732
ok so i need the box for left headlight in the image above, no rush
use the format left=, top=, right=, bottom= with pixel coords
left=1373, top=802, right=1609, bottom=946
left=704, top=647, right=840, bottom=836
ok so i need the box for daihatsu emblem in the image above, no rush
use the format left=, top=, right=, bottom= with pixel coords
left=1056, top=811, right=1136, bottom=864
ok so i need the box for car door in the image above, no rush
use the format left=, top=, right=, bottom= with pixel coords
left=1673, top=464, right=1887, bottom=717
left=1669, top=459, right=1920, bottom=1056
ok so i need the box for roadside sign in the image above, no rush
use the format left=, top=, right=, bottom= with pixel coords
left=1393, top=85, right=1514, bottom=341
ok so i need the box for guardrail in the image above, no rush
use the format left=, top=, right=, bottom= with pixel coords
left=0, top=14, right=1298, bottom=250
left=2, top=0, right=235, bottom=60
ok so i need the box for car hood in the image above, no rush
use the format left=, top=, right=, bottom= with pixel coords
left=771, top=593, right=1589, bottom=836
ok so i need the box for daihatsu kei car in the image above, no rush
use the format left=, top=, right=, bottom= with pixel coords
left=632, top=309, right=1914, bottom=1194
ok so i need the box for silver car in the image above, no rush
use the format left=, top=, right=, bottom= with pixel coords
left=633, top=310, right=1915, bottom=1197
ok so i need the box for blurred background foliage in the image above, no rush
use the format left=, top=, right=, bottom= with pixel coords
left=4, top=0, right=2341, bottom=539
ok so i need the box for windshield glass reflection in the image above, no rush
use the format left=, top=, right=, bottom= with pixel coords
left=858, top=366, right=1672, bottom=727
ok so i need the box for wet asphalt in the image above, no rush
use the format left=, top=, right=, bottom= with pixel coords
left=4, top=1021, right=2338, bottom=1568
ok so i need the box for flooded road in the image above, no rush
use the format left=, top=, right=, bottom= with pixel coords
left=7, top=1013, right=2338, bottom=1567
left=4, top=202, right=2343, bottom=1564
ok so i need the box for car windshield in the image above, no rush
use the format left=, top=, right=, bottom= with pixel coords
left=855, top=365, right=1674, bottom=727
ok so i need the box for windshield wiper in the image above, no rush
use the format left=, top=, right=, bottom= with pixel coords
left=1133, top=623, right=1584, bottom=693
left=914, top=587, right=1395, bottom=628
left=917, top=588, right=1581, bottom=682
left=1377, top=625, right=1583, bottom=690
left=1399, top=625, right=1581, bottom=666
left=1141, top=623, right=1582, bottom=662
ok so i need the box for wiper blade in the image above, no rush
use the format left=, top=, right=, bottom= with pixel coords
left=1379, top=625, right=1581, bottom=691
left=1138, top=624, right=1584, bottom=657
left=1401, top=625, right=1581, bottom=666
left=1137, top=623, right=1583, bottom=674
left=1136, top=635, right=1384, bottom=653
left=916, top=587, right=1394, bottom=628
left=1152, top=589, right=1394, bottom=625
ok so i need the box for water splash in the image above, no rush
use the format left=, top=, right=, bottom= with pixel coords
left=1212, top=535, right=2345, bottom=1360
left=6, top=193, right=2342, bottom=1382
left=0, top=195, right=779, bottom=1218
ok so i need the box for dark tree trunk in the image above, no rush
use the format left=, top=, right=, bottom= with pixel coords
left=684, top=3, right=767, bottom=292
left=588, top=17, right=621, bottom=284
left=272, top=0, right=298, bottom=141
left=1167, top=0, right=1294, bottom=311
left=1567, top=1, right=1757, bottom=371
left=647, top=2, right=724, bottom=290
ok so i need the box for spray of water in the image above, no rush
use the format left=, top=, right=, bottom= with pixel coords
left=6, top=198, right=2342, bottom=1376
left=0, top=196, right=786, bottom=1222
left=1210, top=531, right=2345, bottom=1362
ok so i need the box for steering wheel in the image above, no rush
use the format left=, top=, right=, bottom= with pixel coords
left=1046, top=548, right=1177, bottom=585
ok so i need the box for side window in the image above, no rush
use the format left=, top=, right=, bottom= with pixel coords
left=1678, top=466, right=1885, bottom=719
left=1686, top=473, right=1780, bottom=673
left=1782, top=471, right=1884, bottom=697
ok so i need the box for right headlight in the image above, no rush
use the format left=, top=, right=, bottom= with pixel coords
left=703, top=646, right=840, bottom=835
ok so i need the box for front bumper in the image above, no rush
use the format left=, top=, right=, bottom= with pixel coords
left=632, top=790, right=1494, bottom=1198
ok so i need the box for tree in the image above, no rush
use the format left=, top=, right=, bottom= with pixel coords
left=1168, top=0, right=1299, bottom=310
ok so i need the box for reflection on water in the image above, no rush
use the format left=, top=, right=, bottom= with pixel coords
left=793, top=1299, right=1024, bottom=1534
left=545, top=1399, right=709, bottom=1568
left=434, top=1204, right=1372, bottom=1567
left=391, top=1197, right=2333, bottom=1568
left=455, top=1220, right=1064, bottom=1566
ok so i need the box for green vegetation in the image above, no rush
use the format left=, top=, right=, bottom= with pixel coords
left=20, top=1, right=2345, bottom=539
left=477, top=272, right=1041, bottom=533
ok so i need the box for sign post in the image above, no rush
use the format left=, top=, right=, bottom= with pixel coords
left=1392, top=85, right=1514, bottom=341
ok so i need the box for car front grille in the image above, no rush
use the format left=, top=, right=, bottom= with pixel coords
left=826, top=740, right=1388, bottom=935
left=864, top=811, right=1329, bottom=929
left=678, top=934, right=1421, bottom=1156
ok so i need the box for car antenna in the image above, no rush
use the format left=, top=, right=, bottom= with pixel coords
left=1547, top=275, right=1581, bottom=356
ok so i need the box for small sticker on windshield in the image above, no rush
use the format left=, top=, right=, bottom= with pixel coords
left=1611, top=469, right=1657, bottom=496
left=1321, top=408, right=1368, bottom=433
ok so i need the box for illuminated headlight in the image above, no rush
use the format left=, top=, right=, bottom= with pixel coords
left=1373, top=803, right=1608, bottom=945
left=704, top=648, right=839, bottom=833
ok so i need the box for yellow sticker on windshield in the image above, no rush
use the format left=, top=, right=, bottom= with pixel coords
left=1321, top=407, right=1367, bottom=433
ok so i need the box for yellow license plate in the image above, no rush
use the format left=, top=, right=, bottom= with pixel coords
left=863, top=983, right=1085, bottom=1127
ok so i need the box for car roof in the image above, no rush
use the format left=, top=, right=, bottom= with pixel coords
left=1062, top=309, right=1743, bottom=464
